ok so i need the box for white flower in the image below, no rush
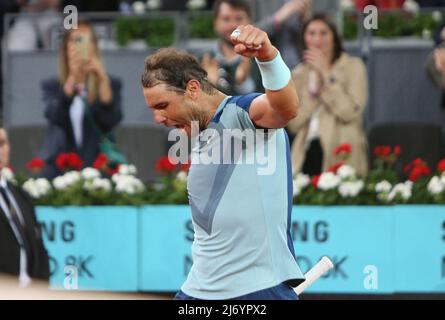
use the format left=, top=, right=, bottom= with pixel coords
left=114, top=175, right=145, bottom=195
left=427, top=176, right=445, bottom=195
left=375, top=180, right=392, bottom=193
left=293, top=173, right=310, bottom=196
left=422, top=29, right=432, bottom=40
left=35, top=178, right=51, bottom=193
left=338, top=180, right=364, bottom=198
left=64, top=171, right=81, bottom=185
left=1, top=167, right=14, bottom=181
left=341, top=0, right=354, bottom=10
left=432, top=10, right=443, bottom=23
left=23, top=179, right=39, bottom=198
left=53, top=171, right=80, bottom=190
left=317, top=172, right=341, bottom=191
left=337, top=165, right=356, bottom=179
left=84, top=178, right=112, bottom=192
left=112, top=173, right=124, bottom=184
left=187, top=0, right=206, bottom=10
left=132, top=1, right=146, bottom=14
left=403, top=0, right=419, bottom=14
left=146, top=0, right=161, bottom=10
left=23, top=178, right=51, bottom=198
left=176, top=171, right=188, bottom=182
left=387, top=182, right=412, bottom=201
left=118, top=164, right=137, bottom=176
left=294, top=173, right=310, bottom=189
left=405, top=180, right=413, bottom=188
left=81, top=167, right=101, bottom=180
left=53, top=176, right=68, bottom=190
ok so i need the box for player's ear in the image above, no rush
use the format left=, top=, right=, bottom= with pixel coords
left=185, top=79, right=201, bottom=100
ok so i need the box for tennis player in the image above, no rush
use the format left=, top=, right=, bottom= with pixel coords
left=141, top=24, right=305, bottom=300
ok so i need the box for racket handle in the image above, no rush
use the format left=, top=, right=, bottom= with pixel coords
left=294, top=256, right=334, bottom=295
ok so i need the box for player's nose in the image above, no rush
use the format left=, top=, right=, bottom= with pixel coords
left=154, top=113, right=167, bottom=125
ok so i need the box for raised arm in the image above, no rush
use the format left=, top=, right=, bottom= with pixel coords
left=230, top=24, right=299, bottom=129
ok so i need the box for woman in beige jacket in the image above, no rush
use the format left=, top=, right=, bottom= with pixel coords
left=287, top=14, right=369, bottom=177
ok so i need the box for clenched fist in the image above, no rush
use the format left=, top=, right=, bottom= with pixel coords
left=230, top=25, right=278, bottom=62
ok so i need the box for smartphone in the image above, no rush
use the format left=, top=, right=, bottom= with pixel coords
left=74, top=33, right=90, bottom=60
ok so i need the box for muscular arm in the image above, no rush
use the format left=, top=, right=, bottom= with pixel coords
left=249, top=79, right=299, bottom=129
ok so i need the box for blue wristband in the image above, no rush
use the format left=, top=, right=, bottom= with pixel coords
left=255, top=51, right=291, bottom=91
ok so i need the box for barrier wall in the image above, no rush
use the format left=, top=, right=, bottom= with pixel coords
left=36, top=205, right=445, bottom=294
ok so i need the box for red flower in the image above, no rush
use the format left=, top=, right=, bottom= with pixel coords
left=155, top=156, right=177, bottom=173
left=180, top=162, right=191, bottom=172
left=409, top=165, right=431, bottom=182
left=107, top=164, right=121, bottom=176
left=404, top=158, right=424, bottom=174
left=93, top=153, right=108, bottom=170
left=413, top=158, right=423, bottom=167
left=56, top=153, right=84, bottom=171
left=373, top=146, right=383, bottom=157
left=334, top=144, right=352, bottom=156
left=374, top=145, right=400, bottom=157
left=55, top=154, right=67, bottom=171
left=381, top=146, right=391, bottom=157
left=328, top=162, right=344, bottom=174
left=404, top=158, right=431, bottom=182
left=26, top=158, right=45, bottom=173
left=311, top=175, right=320, bottom=188
left=437, top=159, right=445, bottom=173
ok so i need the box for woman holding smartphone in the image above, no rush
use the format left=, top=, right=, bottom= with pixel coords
left=39, top=20, right=123, bottom=179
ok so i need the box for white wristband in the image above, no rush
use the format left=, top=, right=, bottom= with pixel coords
left=255, top=51, right=291, bottom=91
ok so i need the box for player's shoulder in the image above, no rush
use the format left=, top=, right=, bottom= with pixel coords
left=226, top=92, right=263, bottom=113
left=215, top=93, right=263, bottom=130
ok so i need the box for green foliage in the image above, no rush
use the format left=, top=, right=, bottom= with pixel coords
left=189, top=15, right=216, bottom=39
left=343, top=12, right=359, bottom=40
left=114, top=17, right=175, bottom=47
left=343, top=10, right=443, bottom=40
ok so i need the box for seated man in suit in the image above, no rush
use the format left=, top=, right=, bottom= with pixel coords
left=0, top=128, right=50, bottom=286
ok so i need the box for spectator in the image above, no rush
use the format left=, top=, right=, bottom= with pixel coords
left=200, top=0, right=261, bottom=96
left=427, top=44, right=445, bottom=108
left=39, top=20, right=123, bottom=179
left=425, top=15, right=445, bottom=81
left=0, top=128, right=50, bottom=286
left=425, top=22, right=445, bottom=108
left=7, top=0, right=61, bottom=51
left=256, top=0, right=312, bottom=69
left=0, top=0, right=22, bottom=116
left=201, top=0, right=310, bottom=96
left=287, top=14, right=369, bottom=176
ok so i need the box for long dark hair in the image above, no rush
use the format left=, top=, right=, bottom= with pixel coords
left=301, top=13, right=344, bottom=64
